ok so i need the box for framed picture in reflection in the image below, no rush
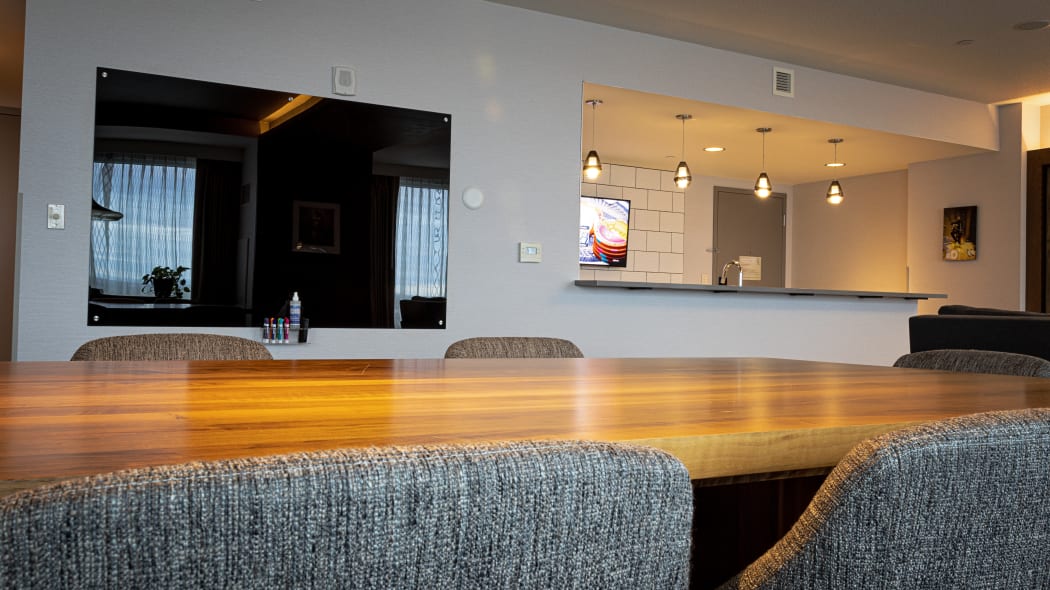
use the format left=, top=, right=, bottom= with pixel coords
left=292, top=201, right=341, bottom=255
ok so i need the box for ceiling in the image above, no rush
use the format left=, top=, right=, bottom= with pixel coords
left=488, top=0, right=1050, bottom=104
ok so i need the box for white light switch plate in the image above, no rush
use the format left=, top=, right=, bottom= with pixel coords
left=47, top=204, right=65, bottom=229
left=519, top=242, right=542, bottom=263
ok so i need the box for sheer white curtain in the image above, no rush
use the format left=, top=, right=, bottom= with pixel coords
left=393, top=177, right=448, bottom=325
left=90, top=154, right=196, bottom=296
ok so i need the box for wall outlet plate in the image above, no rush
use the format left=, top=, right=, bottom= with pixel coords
left=47, top=204, right=65, bottom=229
left=519, top=242, right=542, bottom=263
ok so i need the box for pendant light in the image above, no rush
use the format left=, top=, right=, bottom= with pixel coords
left=825, top=138, right=845, bottom=205
left=582, top=99, right=603, bottom=180
left=754, top=127, right=773, bottom=199
left=673, top=114, right=692, bottom=189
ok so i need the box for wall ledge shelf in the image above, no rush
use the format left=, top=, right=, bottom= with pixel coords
left=574, top=280, right=946, bottom=301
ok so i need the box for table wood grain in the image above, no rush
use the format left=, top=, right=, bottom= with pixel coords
left=3, top=357, right=1050, bottom=495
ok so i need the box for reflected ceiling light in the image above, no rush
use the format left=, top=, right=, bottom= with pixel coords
left=826, top=138, right=845, bottom=205
left=259, top=94, right=323, bottom=133
left=704, top=146, right=725, bottom=152
left=754, top=127, right=772, bottom=199
left=825, top=139, right=846, bottom=168
left=673, top=114, right=693, bottom=189
left=583, top=98, right=603, bottom=180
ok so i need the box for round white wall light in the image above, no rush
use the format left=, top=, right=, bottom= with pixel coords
left=462, top=187, right=484, bottom=210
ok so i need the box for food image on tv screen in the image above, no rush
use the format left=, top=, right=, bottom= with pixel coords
left=579, top=196, right=630, bottom=267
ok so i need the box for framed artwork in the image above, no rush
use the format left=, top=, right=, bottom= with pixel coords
left=292, top=201, right=341, bottom=254
left=943, top=206, right=977, bottom=261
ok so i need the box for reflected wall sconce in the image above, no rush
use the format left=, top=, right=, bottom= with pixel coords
left=754, top=127, right=773, bottom=199
left=826, top=138, right=845, bottom=205
left=583, top=98, right=603, bottom=180
left=674, top=114, right=692, bottom=189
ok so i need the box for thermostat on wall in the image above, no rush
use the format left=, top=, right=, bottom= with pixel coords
left=519, top=242, right=542, bottom=263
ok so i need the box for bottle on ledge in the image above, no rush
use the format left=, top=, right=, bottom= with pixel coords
left=290, top=292, right=302, bottom=328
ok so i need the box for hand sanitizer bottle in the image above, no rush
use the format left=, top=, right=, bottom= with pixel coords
left=290, top=292, right=302, bottom=328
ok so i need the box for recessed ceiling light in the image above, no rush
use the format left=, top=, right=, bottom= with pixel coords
left=704, top=146, right=725, bottom=152
left=825, top=162, right=846, bottom=168
left=1014, top=20, right=1050, bottom=31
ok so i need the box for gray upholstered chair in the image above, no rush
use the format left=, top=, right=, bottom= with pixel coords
left=893, top=348, right=1050, bottom=377
left=444, top=336, right=584, bottom=358
left=0, top=440, right=692, bottom=589
left=717, top=408, right=1050, bottom=589
left=70, top=333, right=272, bottom=361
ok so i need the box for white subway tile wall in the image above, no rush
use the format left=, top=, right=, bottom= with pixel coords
left=581, top=164, right=685, bottom=284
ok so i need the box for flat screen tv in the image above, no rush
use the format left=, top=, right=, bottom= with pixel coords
left=579, top=196, right=630, bottom=267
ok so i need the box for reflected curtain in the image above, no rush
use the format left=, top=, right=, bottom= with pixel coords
left=191, top=160, right=241, bottom=304
left=369, top=176, right=400, bottom=328
left=394, top=178, right=449, bottom=326
left=90, top=154, right=196, bottom=297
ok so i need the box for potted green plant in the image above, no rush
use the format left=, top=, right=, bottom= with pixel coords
left=142, top=265, right=190, bottom=299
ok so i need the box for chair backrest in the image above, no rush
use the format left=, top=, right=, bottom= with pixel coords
left=718, top=408, right=1050, bottom=589
left=399, top=297, right=446, bottom=328
left=893, top=348, right=1050, bottom=377
left=0, top=440, right=693, bottom=589
left=444, top=336, right=584, bottom=358
left=70, top=333, right=272, bottom=361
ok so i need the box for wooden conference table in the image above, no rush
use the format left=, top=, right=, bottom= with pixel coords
left=4, top=356, right=1050, bottom=496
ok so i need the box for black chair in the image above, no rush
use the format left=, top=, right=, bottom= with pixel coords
left=893, top=348, right=1050, bottom=377
left=717, top=408, right=1050, bottom=588
left=399, top=296, right=446, bottom=329
left=0, top=441, right=692, bottom=589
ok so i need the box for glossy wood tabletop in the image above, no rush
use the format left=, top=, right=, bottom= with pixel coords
left=4, top=357, right=1050, bottom=495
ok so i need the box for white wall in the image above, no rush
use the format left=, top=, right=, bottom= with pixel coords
left=792, top=170, right=908, bottom=292
left=908, top=103, right=1024, bottom=315
left=15, top=0, right=1002, bottom=363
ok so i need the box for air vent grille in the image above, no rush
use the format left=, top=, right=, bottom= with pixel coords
left=773, top=67, right=795, bottom=97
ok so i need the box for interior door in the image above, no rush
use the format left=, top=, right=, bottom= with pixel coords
left=712, top=186, right=786, bottom=287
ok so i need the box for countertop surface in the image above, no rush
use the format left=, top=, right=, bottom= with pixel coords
left=574, top=279, right=946, bottom=300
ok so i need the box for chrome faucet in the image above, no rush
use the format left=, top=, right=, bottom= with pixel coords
left=718, top=260, right=743, bottom=286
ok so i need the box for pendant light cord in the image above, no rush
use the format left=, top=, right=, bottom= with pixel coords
left=680, top=117, right=688, bottom=159
left=761, top=131, right=766, bottom=170
left=591, top=102, right=597, bottom=149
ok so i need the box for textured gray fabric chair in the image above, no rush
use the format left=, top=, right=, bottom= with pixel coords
left=70, top=333, right=272, bottom=361
left=717, top=408, right=1050, bottom=589
left=444, top=336, right=584, bottom=358
left=893, top=348, right=1050, bottom=377
left=1, top=440, right=692, bottom=589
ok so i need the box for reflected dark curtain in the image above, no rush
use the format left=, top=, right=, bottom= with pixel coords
left=192, top=160, right=241, bottom=304
left=369, top=176, right=400, bottom=327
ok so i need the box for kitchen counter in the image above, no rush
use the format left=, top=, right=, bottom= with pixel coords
left=574, top=279, right=945, bottom=300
